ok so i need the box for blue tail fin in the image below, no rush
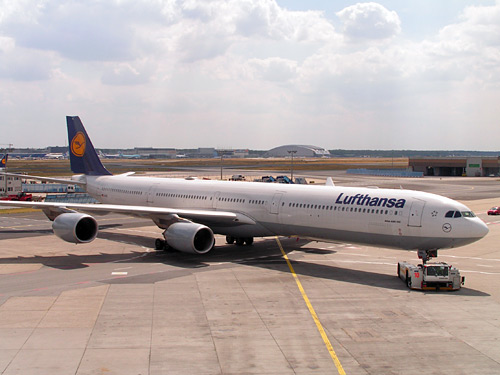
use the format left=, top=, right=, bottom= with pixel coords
left=0, top=154, right=7, bottom=169
left=67, top=116, right=112, bottom=176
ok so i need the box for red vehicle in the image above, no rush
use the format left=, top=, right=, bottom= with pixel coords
left=0, top=192, right=33, bottom=201
left=487, top=206, right=500, bottom=215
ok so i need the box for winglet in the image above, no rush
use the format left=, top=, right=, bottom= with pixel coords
left=325, top=177, right=335, bottom=187
left=67, top=116, right=111, bottom=176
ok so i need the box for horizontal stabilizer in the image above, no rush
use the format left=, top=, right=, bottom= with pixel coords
left=0, top=172, right=87, bottom=186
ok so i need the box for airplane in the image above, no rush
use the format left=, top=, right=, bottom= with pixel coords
left=0, top=116, right=489, bottom=261
left=98, top=150, right=141, bottom=159
left=98, top=150, right=120, bottom=159
left=118, top=151, right=141, bottom=159
left=44, top=153, right=65, bottom=159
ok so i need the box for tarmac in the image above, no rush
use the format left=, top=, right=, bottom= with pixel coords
left=0, top=174, right=500, bottom=374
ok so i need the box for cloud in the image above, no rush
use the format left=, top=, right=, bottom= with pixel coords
left=0, top=0, right=171, bottom=62
left=249, top=57, right=297, bottom=82
left=174, top=0, right=336, bottom=62
left=177, top=25, right=234, bottom=63
left=101, top=62, right=152, bottom=86
left=233, top=0, right=335, bottom=41
left=336, top=2, right=401, bottom=41
left=417, top=2, right=500, bottom=85
left=0, top=1, right=499, bottom=150
left=0, top=37, right=53, bottom=81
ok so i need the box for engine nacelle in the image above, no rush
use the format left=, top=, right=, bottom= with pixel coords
left=52, top=213, right=98, bottom=244
left=165, top=222, right=214, bottom=254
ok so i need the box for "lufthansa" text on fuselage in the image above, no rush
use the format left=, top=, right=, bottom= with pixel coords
left=335, top=193, right=406, bottom=208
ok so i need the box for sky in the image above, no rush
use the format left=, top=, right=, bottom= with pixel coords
left=0, top=0, right=499, bottom=150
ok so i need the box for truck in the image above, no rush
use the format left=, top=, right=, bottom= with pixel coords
left=397, top=261, right=464, bottom=291
left=0, top=192, right=33, bottom=201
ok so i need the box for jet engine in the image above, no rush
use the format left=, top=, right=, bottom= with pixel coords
left=52, top=213, right=98, bottom=244
left=165, top=222, right=214, bottom=254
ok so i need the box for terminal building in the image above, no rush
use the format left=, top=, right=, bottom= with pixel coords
left=265, top=145, right=331, bottom=158
left=409, top=157, right=500, bottom=177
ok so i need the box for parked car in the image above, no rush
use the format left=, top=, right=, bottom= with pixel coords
left=261, top=176, right=276, bottom=183
left=487, top=207, right=500, bottom=215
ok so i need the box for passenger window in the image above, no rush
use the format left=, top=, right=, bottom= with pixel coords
left=445, top=211, right=454, bottom=218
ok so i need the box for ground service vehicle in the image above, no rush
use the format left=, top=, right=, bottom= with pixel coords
left=398, top=261, right=464, bottom=291
left=0, top=192, right=33, bottom=201
left=487, top=206, right=500, bottom=215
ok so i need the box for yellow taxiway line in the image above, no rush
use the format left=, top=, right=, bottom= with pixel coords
left=275, top=237, right=346, bottom=375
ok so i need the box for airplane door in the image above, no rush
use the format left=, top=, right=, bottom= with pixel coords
left=270, top=193, right=284, bottom=214
left=147, top=183, right=159, bottom=204
left=212, top=192, right=220, bottom=209
left=408, top=199, right=425, bottom=227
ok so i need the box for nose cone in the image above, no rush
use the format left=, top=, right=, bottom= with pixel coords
left=453, top=218, right=489, bottom=248
left=474, top=218, right=489, bottom=239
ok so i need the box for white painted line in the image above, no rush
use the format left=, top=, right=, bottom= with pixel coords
left=111, top=272, right=128, bottom=276
left=440, top=255, right=500, bottom=262
left=460, top=270, right=500, bottom=275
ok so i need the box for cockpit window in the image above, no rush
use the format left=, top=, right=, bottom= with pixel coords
left=445, top=210, right=476, bottom=218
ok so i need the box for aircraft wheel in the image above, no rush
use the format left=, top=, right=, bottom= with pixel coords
left=155, top=238, right=165, bottom=250
left=244, top=237, right=254, bottom=246
left=235, top=238, right=245, bottom=246
left=226, top=236, right=235, bottom=244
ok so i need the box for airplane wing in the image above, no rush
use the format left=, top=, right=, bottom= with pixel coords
left=0, top=200, right=256, bottom=228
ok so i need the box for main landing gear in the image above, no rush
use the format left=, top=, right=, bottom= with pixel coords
left=154, top=236, right=254, bottom=251
left=418, top=249, right=438, bottom=264
left=155, top=238, right=169, bottom=251
left=225, top=236, right=254, bottom=246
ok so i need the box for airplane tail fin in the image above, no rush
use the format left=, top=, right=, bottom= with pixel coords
left=66, top=116, right=112, bottom=176
left=0, top=154, right=7, bottom=169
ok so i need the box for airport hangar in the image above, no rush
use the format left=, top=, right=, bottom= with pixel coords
left=409, top=156, right=500, bottom=176
left=264, top=145, right=331, bottom=158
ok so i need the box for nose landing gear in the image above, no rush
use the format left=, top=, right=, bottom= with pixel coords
left=418, top=249, right=438, bottom=264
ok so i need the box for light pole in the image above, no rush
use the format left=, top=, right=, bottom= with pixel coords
left=217, top=150, right=224, bottom=180
left=288, top=150, right=297, bottom=182
left=217, top=150, right=231, bottom=180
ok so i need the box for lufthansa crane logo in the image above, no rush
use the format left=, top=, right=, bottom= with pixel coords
left=71, top=132, right=86, bottom=157
left=442, top=223, right=452, bottom=233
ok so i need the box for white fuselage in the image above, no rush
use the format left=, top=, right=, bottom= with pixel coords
left=84, top=175, right=488, bottom=251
